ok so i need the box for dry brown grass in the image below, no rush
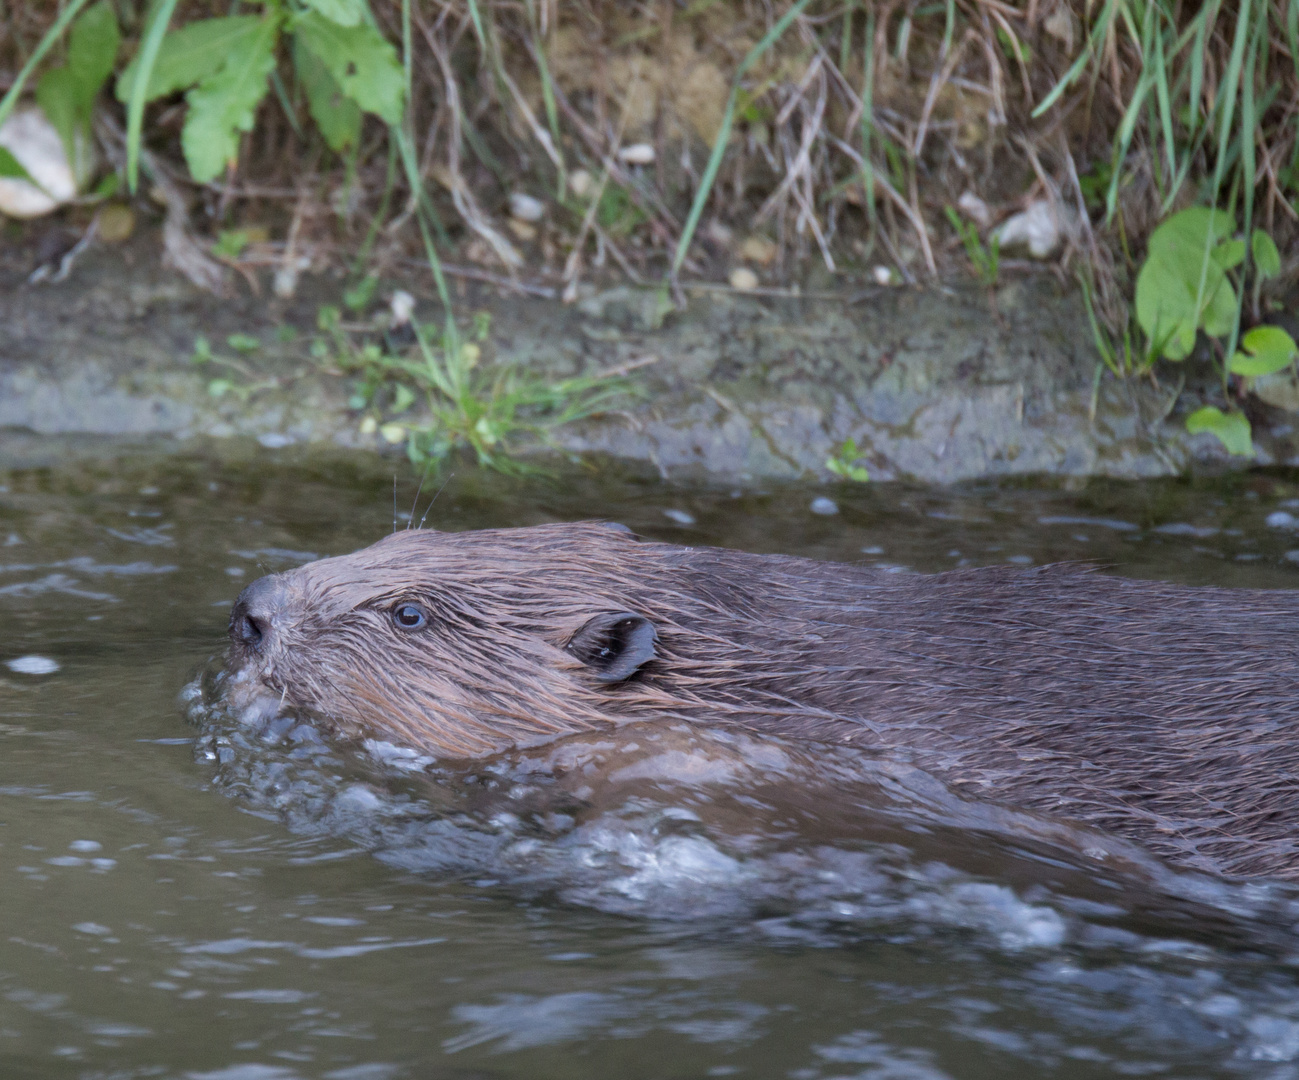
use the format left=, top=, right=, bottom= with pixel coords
left=2, top=1, right=1296, bottom=336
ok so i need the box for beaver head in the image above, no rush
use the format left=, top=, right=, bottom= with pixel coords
left=226, top=521, right=814, bottom=756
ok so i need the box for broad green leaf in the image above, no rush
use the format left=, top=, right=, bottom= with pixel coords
left=1185, top=406, right=1253, bottom=457
left=1146, top=206, right=1236, bottom=257
left=1211, top=238, right=1245, bottom=270
left=293, top=12, right=404, bottom=125
left=293, top=35, right=360, bottom=152
left=180, top=16, right=278, bottom=182
left=1253, top=229, right=1282, bottom=279
left=35, top=0, right=119, bottom=181
left=0, top=146, right=34, bottom=183
left=117, top=16, right=263, bottom=103
left=1229, top=324, right=1299, bottom=376
left=1200, top=274, right=1239, bottom=338
left=1134, top=251, right=1211, bottom=359
left=303, top=0, right=364, bottom=27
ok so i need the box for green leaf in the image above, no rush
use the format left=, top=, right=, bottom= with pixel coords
left=35, top=0, right=119, bottom=183
left=1134, top=252, right=1206, bottom=359
left=116, top=16, right=264, bottom=103
left=211, top=228, right=252, bottom=259
left=293, top=12, right=404, bottom=125
left=293, top=35, right=360, bottom=152
left=1200, top=274, right=1239, bottom=338
left=1146, top=206, right=1236, bottom=257
left=1229, top=324, right=1299, bottom=376
left=226, top=332, right=260, bottom=353
left=1136, top=206, right=1244, bottom=358
left=1185, top=406, right=1253, bottom=457
left=0, top=146, right=34, bottom=183
left=391, top=383, right=416, bottom=414
left=1211, top=238, right=1245, bottom=270
left=180, top=16, right=279, bottom=183
left=303, top=0, right=364, bottom=27
left=1253, top=229, right=1282, bottom=279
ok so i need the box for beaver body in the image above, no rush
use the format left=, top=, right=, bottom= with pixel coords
left=228, top=522, right=1299, bottom=879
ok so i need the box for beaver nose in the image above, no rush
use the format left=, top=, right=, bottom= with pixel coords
left=229, top=574, right=286, bottom=650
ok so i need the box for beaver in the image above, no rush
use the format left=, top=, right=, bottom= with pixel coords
left=226, top=521, right=1299, bottom=880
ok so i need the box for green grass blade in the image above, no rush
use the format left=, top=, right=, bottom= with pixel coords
left=859, top=9, right=878, bottom=237
left=0, top=0, right=95, bottom=133
left=1152, top=23, right=1175, bottom=186
left=670, top=0, right=813, bottom=279
left=126, top=0, right=182, bottom=193
left=1031, top=0, right=1117, bottom=118
left=1104, top=71, right=1153, bottom=222
left=1210, top=0, right=1251, bottom=204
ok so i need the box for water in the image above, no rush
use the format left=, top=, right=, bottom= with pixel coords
left=7, top=440, right=1299, bottom=1078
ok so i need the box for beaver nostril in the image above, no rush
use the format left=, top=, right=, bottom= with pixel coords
left=237, top=611, right=268, bottom=646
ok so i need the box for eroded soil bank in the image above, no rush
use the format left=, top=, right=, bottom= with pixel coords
left=1, top=226, right=1288, bottom=482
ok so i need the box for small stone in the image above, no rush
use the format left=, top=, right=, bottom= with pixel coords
left=508, top=192, right=545, bottom=222
left=1267, top=511, right=1299, bottom=529
left=729, top=267, right=759, bottom=291
left=739, top=235, right=777, bottom=266
left=96, top=203, right=135, bottom=243
left=257, top=433, right=293, bottom=449
left=957, top=190, right=991, bottom=228
left=872, top=265, right=895, bottom=286
left=507, top=218, right=537, bottom=241
left=389, top=290, right=415, bottom=325
left=617, top=143, right=656, bottom=165
left=663, top=509, right=696, bottom=526
left=810, top=497, right=839, bottom=516
left=568, top=170, right=593, bottom=197
left=705, top=220, right=733, bottom=245
left=993, top=200, right=1063, bottom=259
left=6, top=655, right=59, bottom=675
left=69, top=840, right=102, bottom=853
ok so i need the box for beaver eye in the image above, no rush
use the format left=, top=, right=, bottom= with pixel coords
left=390, top=602, right=428, bottom=631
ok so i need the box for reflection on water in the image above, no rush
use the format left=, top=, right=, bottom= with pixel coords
left=5, top=440, right=1299, bottom=1078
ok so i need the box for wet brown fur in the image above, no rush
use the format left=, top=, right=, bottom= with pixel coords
left=229, top=522, right=1299, bottom=880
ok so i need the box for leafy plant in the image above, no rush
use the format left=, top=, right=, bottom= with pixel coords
left=318, top=306, right=630, bottom=473
left=944, top=206, right=999, bottom=288
left=115, top=0, right=403, bottom=183
left=1135, top=206, right=1296, bottom=456
left=1185, top=406, right=1253, bottom=458
left=825, top=438, right=869, bottom=482
left=1134, top=208, right=1239, bottom=361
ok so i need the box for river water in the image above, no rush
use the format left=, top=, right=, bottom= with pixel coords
left=5, top=441, right=1299, bottom=1079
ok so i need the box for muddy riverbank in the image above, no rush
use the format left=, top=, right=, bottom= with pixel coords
left=1, top=224, right=1291, bottom=482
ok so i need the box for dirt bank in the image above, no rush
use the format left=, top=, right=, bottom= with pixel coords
left=0, top=225, right=1288, bottom=483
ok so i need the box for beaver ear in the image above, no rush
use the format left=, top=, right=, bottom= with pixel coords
left=566, top=612, right=656, bottom=683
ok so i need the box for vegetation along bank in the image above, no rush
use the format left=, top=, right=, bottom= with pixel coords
left=1, top=0, right=1297, bottom=479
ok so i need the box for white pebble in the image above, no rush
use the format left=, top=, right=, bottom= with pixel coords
left=257, top=433, right=293, bottom=449
left=508, top=192, right=545, bottom=222
left=69, top=840, right=102, bottom=853
left=810, top=497, right=839, bottom=516
left=6, top=655, right=59, bottom=675
left=993, top=200, right=1063, bottom=259
left=872, top=265, right=894, bottom=286
left=568, top=170, right=593, bottom=197
left=728, top=267, right=759, bottom=291
left=1267, top=511, right=1298, bottom=529
left=389, top=289, right=415, bottom=325
left=617, top=143, right=656, bottom=165
left=663, top=509, right=696, bottom=526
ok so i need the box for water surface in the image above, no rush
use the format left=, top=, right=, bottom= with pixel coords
left=5, top=441, right=1299, bottom=1079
